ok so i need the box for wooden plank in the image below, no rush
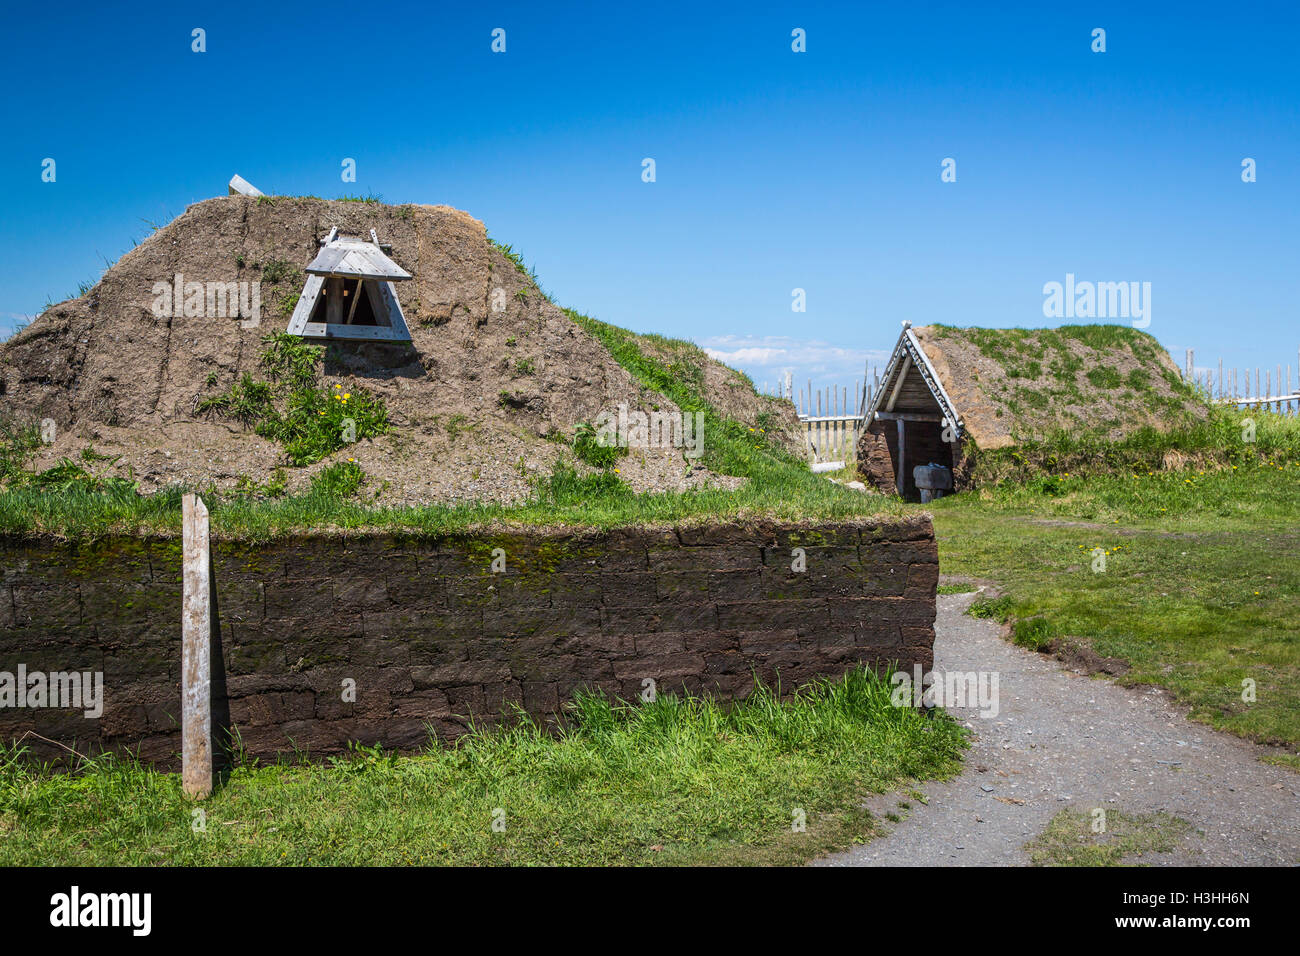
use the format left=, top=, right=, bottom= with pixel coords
left=374, top=280, right=413, bottom=340
left=182, top=493, right=212, bottom=800
left=876, top=411, right=942, bottom=423
left=1218, top=394, right=1300, bottom=406
left=896, top=418, right=906, bottom=495
left=305, top=237, right=413, bottom=280
left=344, top=278, right=363, bottom=325
left=228, top=174, right=264, bottom=197
left=285, top=274, right=325, bottom=336
left=886, top=355, right=911, bottom=411
left=298, top=321, right=411, bottom=342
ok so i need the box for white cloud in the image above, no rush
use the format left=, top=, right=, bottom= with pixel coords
left=700, top=333, right=891, bottom=386
left=698, top=334, right=894, bottom=406
left=700, top=334, right=890, bottom=370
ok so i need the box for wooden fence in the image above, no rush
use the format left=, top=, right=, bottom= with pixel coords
left=762, top=366, right=885, bottom=465
left=1184, top=348, right=1300, bottom=414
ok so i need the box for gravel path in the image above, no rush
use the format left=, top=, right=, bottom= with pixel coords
left=817, top=591, right=1300, bottom=867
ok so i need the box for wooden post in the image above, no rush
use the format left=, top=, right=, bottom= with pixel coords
left=182, top=493, right=212, bottom=800
left=326, top=277, right=344, bottom=325
left=896, top=418, right=906, bottom=496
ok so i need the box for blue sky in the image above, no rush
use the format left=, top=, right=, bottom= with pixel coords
left=2, top=1, right=1296, bottom=402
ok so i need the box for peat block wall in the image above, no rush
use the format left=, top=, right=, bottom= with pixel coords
left=0, top=517, right=937, bottom=766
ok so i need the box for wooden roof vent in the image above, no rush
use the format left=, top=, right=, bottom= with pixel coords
left=285, top=227, right=413, bottom=342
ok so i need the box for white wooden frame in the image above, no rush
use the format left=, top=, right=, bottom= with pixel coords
left=285, top=275, right=412, bottom=342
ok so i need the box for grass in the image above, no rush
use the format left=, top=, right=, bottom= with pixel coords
left=1259, top=752, right=1300, bottom=772
left=1024, top=809, right=1193, bottom=866
left=927, top=323, right=1202, bottom=438
left=487, top=236, right=540, bottom=284
left=0, top=670, right=967, bottom=866
left=926, top=439, right=1300, bottom=745
left=309, top=461, right=364, bottom=498
left=196, top=333, right=389, bottom=466
left=936, top=582, right=979, bottom=595
left=970, top=404, right=1300, bottom=484
left=572, top=420, right=627, bottom=469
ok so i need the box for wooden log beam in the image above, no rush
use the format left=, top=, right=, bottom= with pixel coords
left=182, top=494, right=212, bottom=800
left=344, top=279, right=363, bottom=325
left=886, top=355, right=911, bottom=411
left=896, top=418, right=906, bottom=495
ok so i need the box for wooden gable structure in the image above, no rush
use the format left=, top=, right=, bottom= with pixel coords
left=860, top=322, right=964, bottom=500
left=286, top=227, right=413, bottom=342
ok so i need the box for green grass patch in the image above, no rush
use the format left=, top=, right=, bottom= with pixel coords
left=196, top=333, right=389, bottom=466
left=936, top=582, right=978, bottom=595
left=233, top=469, right=288, bottom=499
left=0, top=670, right=966, bottom=866
left=309, top=461, right=364, bottom=498
left=1259, top=752, right=1300, bottom=772
left=1024, top=809, right=1192, bottom=866
left=1086, top=366, right=1123, bottom=390
left=967, top=595, right=1013, bottom=620
left=572, top=421, right=628, bottom=469
left=487, top=236, right=539, bottom=284
left=0, top=421, right=43, bottom=483
left=970, top=405, right=1300, bottom=484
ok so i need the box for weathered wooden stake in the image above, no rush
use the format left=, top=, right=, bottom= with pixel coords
left=896, top=418, right=906, bottom=496
left=182, top=493, right=212, bottom=799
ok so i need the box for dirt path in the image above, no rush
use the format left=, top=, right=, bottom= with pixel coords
left=816, top=591, right=1300, bottom=867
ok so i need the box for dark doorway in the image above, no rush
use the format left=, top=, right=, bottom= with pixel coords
left=876, top=413, right=954, bottom=502
left=309, top=277, right=380, bottom=327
